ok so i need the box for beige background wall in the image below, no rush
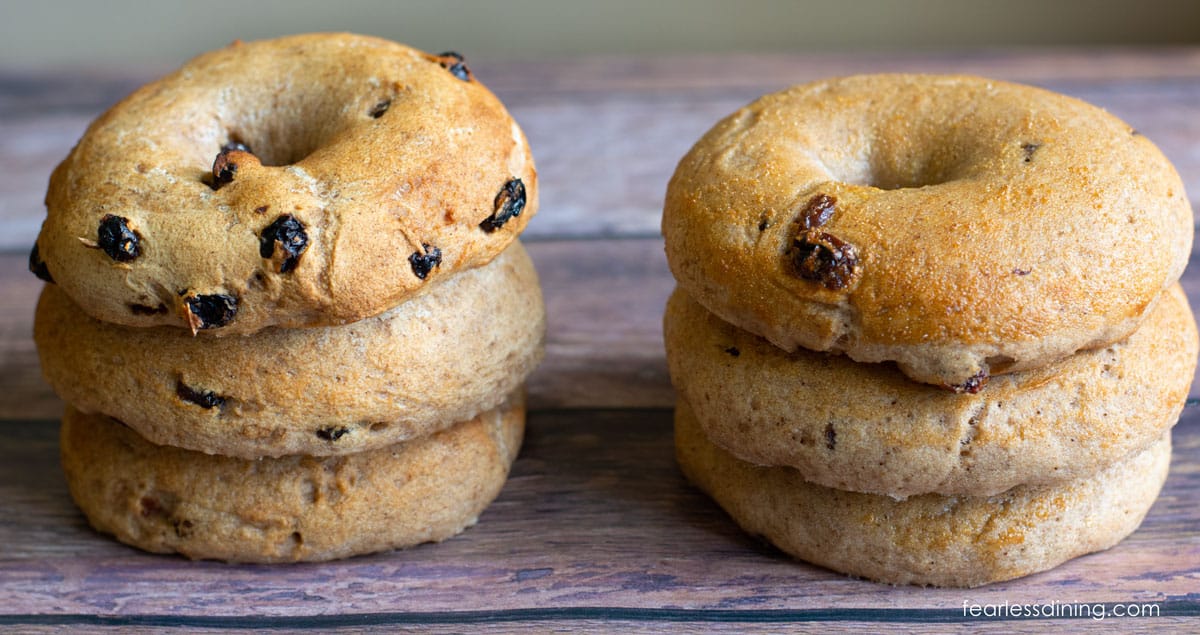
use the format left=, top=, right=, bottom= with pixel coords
left=3, top=0, right=1200, bottom=69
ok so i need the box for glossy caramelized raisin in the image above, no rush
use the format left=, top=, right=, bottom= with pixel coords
left=211, top=143, right=253, bottom=189
left=480, top=178, right=526, bottom=232
left=185, top=293, right=238, bottom=329
left=259, top=214, right=309, bottom=273
left=788, top=230, right=859, bottom=291
left=98, top=215, right=140, bottom=262
left=799, top=193, right=836, bottom=229
left=408, top=243, right=442, bottom=280
left=437, top=51, right=471, bottom=81
left=28, top=243, right=53, bottom=283
left=316, top=426, right=350, bottom=441
left=176, top=380, right=226, bottom=409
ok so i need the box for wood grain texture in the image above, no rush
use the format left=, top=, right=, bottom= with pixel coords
left=0, top=409, right=1197, bottom=628
left=2, top=50, right=1200, bottom=632
left=8, top=624, right=1200, bottom=635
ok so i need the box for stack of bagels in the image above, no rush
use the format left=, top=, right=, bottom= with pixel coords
left=31, top=34, right=544, bottom=563
left=663, top=74, right=1197, bottom=587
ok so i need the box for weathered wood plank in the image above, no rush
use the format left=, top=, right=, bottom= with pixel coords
left=0, top=407, right=1196, bottom=623
left=0, top=255, right=48, bottom=420
left=3, top=50, right=1200, bottom=251
left=5, top=619, right=1197, bottom=634
left=528, top=238, right=673, bottom=409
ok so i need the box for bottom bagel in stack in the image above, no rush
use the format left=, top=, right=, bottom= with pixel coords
left=675, top=400, right=1171, bottom=588
left=60, top=396, right=524, bottom=563
left=36, top=243, right=545, bottom=562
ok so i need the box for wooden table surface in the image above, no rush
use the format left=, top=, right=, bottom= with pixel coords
left=2, top=48, right=1199, bottom=633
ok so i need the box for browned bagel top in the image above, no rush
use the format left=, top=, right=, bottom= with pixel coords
left=36, top=33, right=537, bottom=334
left=663, top=74, right=1192, bottom=387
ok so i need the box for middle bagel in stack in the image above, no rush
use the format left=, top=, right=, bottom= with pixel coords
left=666, top=285, right=1195, bottom=499
left=37, top=243, right=543, bottom=459
left=662, top=74, right=1197, bottom=587
left=32, top=33, right=545, bottom=563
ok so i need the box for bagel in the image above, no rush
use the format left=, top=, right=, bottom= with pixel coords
left=662, top=74, right=1192, bottom=388
left=35, top=242, right=544, bottom=459
left=61, top=394, right=524, bottom=563
left=35, top=33, right=536, bottom=334
left=665, top=284, right=1196, bottom=497
left=675, top=398, right=1170, bottom=588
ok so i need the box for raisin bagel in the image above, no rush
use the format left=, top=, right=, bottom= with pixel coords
left=33, top=33, right=536, bottom=334
left=61, top=393, right=524, bottom=563
left=662, top=74, right=1192, bottom=389
left=36, top=242, right=543, bottom=459
left=665, top=285, right=1196, bottom=497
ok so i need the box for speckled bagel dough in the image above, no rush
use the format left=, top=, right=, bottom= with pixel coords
left=36, top=33, right=537, bottom=334
left=675, top=399, right=1170, bottom=588
left=37, top=242, right=544, bottom=459
left=665, top=285, right=1196, bottom=497
left=662, top=74, right=1192, bottom=387
left=61, top=393, right=525, bottom=563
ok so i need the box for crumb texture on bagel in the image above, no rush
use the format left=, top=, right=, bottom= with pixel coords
left=36, top=242, right=545, bottom=458
left=61, top=393, right=525, bottom=563
left=675, top=398, right=1170, bottom=588
left=662, top=74, right=1193, bottom=386
left=37, top=33, right=537, bottom=334
left=664, top=284, right=1196, bottom=497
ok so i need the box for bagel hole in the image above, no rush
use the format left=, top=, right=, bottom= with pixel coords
left=864, top=161, right=958, bottom=191
left=210, top=78, right=385, bottom=169
left=259, top=147, right=315, bottom=167
left=219, top=131, right=315, bottom=168
left=861, top=127, right=967, bottom=190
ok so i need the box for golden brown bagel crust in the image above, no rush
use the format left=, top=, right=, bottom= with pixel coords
left=675, top=399, right=1170, bottom=588
left=61, top=393, right=524, bottom=563
left=665, top=285, right=1196, bottom=497
left=36, top=242, right=544, bottom=459
left=37, top=33, right=536, bottom=334
left=662, top=74, right=1193, bottom=387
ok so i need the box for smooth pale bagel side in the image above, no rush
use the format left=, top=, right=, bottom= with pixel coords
left=665, top=285, right=1196, bottom=497
left=61, top=394, right=525, bottom=563
left=675, top=398, right=1170, bottom=588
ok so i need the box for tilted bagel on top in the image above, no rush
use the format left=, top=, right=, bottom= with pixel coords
left=33, top=33, right=537, bottom=334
